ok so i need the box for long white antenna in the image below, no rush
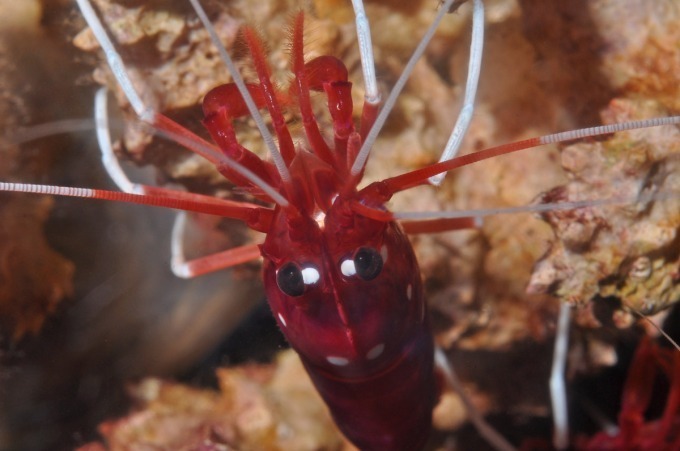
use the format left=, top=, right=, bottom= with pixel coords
left=392, top=190, right=679, bottom=222
left=435, top=348, right=517, bottom=451
left=171, top=211, right=190, bottom=278
left=429, top=0, right=484, bottom=185
left=550, top=303, right=571, bottom=450
left=350, top=0, right=460, bottom=176
left=95, top=87, right=137, bottom=194
left=187, top=0, right=291, bottom=184
left=537, top=116, right=680, bottom=144
left=350, top=0, right=381, bottom=108
left=6, top=119, right=98, bottom=144
left=75, top=0, right=152, bottom=122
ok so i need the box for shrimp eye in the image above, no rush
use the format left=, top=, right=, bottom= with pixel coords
left=276, top=262, right=320, bottom=297
left=277, top=262, right=305, bottom=297
left=354, top=247, right=383, bottom=281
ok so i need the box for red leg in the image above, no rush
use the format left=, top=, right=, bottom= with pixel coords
left=618, top=337, right=657, bottom=445
left=657, top=349, right=680, bottom=444
left=202, top=82, right=268, bottom=118
left=202, top=106, right=280, bottom=199
left=289, top=13, right=334, bottom=167
left=241, top=27, right=296, bottom=166
left=172, top=241, right=262, bottom=279
left=304, top=55, right=355, bottom=173
left=400, top=217, right=479, bottom=234
left=169, top=212, right=263, bottom=279
left=152, top=111, right=292, bottom=210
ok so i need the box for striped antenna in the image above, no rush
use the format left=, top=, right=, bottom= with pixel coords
left=0, top=182, right=261, bottom=218
left=381, top=114, right=680, bottom=194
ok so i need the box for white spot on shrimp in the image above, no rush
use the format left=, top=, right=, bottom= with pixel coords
left=340, top=259, right=356, bottom=277
left=301, top=266, right=320, bottom=285
left=366, top=343, right=385, bottom=360
left=314, top=211, right=326, bottom=228
left=326, top=356, right=349, bottom=366
left=406, top=284, right=412, bottom=301
left=380, top=245, right=388, bottom=263
left=278, top=313, right=287, bottom=328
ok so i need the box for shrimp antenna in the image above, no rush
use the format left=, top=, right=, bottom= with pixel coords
left=0, top=180, right=269, bottom=218
left=381, top=114, right=680, bottom=194
left=429, top=0, right=484, bottom=185
left=623, top=301, right=680, bottom=352
left=550, top=302, right=571, bottom=450
left=350, top=0, right=478, bottom=177
left=75, top=0, right=151, bottom=122
left=1, top=92, right=278, bottom=223
left=434, top=349, right=517, bottom=451
left=5, top=118, right=101, bottom=145
left=95, top=88, right=135, bottom=194
left=93, top=87, right=289, bottom=207
left=350, top=0, right=380, bottom=108
left=74, top=0, right=290, bottom=207
left=391, top=190, right=679, bottom=223
left=187, top=0, right=291, bottom=184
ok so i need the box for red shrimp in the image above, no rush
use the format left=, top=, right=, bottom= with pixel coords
left=196, top=10, right=444, bottom=449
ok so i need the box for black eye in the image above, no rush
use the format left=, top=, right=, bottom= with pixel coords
left=354, top=247, right=383, bottom=281
left=277, top=262, right=305, bottom=297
